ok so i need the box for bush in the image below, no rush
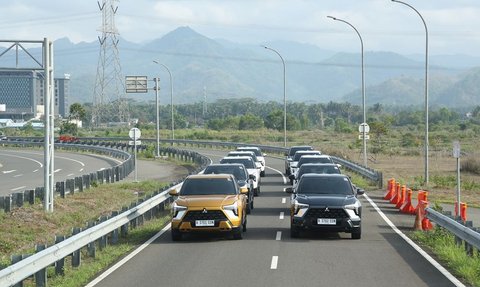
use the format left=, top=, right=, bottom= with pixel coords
left=462, top=157, right=480, bottom=175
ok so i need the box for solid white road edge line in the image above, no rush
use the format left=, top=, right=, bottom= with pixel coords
left=270, top=256, right=278, bottom=270
left=266, top=166, right=287, bottom=184
left=363, top=193, right=465, bottom=287
left=85, top=223, right=171, bottom=287
left=279, top=212, right=284, bottom=220
left=276, top=231, right=282, bottom=241
left=11, top=186, right=26, bottom=191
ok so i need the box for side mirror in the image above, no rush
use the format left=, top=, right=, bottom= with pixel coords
left=168, top=189, right=179, bottom=196
left=336, top=164, right=342, bottom=168
left=284, top=152, right=288, bottom=156
left=249, top=174, right=256, bottom=181
left=356, top=188, right=365, bottom=195
left=240, top=187, right=249, bottom=194
left=285, top=187, right=294, bottom=194
left=288, top=174, right=295, bottom=180
left=263, top=153, right=267, bottom=157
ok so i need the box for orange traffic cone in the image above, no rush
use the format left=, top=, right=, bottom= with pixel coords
left=384, top=178, right=396, bottom=200
left=413, top=203, right=424, bottom=230
left=420, top=200, right=433, bottom=231
left=400, top=188, right=415, bottom=214
left=461, top=202, right=467, bottom=222
left=395, top=185, right=407, bottom=209
left=391, top=183, right=401, bottom=204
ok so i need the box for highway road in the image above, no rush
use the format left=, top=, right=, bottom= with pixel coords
left=0, top=148, right=122, bottom=196
left=87, top=149, right=460, bottom=287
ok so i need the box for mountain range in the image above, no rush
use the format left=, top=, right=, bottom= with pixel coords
left=35, top=26, right=480, bottom=108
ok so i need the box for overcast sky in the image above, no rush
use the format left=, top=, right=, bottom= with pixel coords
left=1, top=0, right=480, bottom=57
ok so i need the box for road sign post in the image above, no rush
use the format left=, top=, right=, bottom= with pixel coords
left=129, top=128, right=141, bottom=182
left=453, top=141, right=461, bottom=217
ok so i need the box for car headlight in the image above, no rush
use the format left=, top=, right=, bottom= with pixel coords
left=293, top=200, right=309, bottom=216
left=223, top=201, right=239, bottom=216
left=345, top=200, right=361, bottom=216
left=172, top=202, right=187, bottom=219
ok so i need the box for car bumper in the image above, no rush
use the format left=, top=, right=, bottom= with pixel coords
left=291, top=216, right=361, bottom=233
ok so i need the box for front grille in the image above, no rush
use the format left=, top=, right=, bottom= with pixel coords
left=184, top=210, right=228, bottom=221
left=305, top=208, right=348, bottom=219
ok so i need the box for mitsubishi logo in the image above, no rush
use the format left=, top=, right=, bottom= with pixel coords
left=202, top=208, right=208, bottom=214
left=325, top=207, right=330, bottom=212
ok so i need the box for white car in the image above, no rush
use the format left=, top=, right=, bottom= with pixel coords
left=289, top=150, right=322, bottom=176
left=227, top=150, right=263, bottom=177
left=220, top=156, right=261, bottom=196
left=237, top=146, right=266, bottom=177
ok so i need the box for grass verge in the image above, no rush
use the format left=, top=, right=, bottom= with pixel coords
left=412, top=228, right=480, bottom=286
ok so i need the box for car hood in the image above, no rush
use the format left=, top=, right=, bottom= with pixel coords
left=176, top=195, right=238, bottom=207
left=295, top=194, right=357, bottom=207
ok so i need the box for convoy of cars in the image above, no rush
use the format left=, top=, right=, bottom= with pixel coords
left=169, top=144, right=365, bottom=241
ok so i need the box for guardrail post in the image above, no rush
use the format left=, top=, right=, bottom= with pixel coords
left=465, top=221, right=474, bottom=256
left=34, top=244, right=47, bottom=287
left=77, top=176, right=84, bottom=192
left=84, top=174, right=90, bottom=190
left=26, top=189, right=35, bottom=205
left=86, top=222, right=96, bottom=258
left=121, top=206, right=129, bottom=237
left=97, top=170, right=103, bottom=184
left=454, top=217, right=463, bottom=247
left=68, top=179, right=75, bottom=195
left=14, top=192, right=24, bottom=208
left=115, top=166, right=120, bottom=182
left=54, top=235, right=65, bottom=275
left=110, top=211, right=119, bottom=244
left=35, top=187, right=44, bottom=201
left=11, top=254, right=26, bottom=287
left=129, top=202, right=138, bottom=229
left=98, top=216, right=108, bottom=250
left=71, top=227, right=82, bottom=267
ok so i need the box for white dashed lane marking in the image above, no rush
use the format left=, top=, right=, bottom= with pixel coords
left=276, top=231, right=282, bottom=241
left=279, top=212, right=284, bottom=220
left=270, top=256, right=278, bottom=270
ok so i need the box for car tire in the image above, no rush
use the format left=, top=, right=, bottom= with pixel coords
left=246, top=204, right=251, bottom=214
left=260, top=170, right=265, bottom=177
left=242, top=217, right=247, bottom=232
left=233, top=228, right=243, bottom=240
left=289, top=178, right=294, bottom=185
left=250, top=196, right=254, bottom=210
left=351, top=227, right=361, bottom=240
left=290, top=227, right=300, bottom=238
left=171, top=229, right=182, bottom=241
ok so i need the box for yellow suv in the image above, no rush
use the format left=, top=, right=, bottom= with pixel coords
left=169, top=174, right=248, bottom=240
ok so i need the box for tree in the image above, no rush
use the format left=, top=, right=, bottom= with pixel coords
left=239, top=113, right=264, bottom=130
left=69, top=103, right=86, bottom=122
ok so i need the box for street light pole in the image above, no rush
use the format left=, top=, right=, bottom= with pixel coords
left=263, top=46, right=287, bottom=147
left=153, top=61, right=175, bottom=142
left=392, top=0, right=429, bottom=185
left=328, top=16, right=367, bottom=167
left=153, top=77, right=160, bottom=157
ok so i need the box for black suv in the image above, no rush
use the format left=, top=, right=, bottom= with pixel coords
left=286, top=174, right=364, bottom=239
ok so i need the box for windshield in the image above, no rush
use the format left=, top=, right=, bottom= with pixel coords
left=204, top=166, right=247, bottom=180
left=293, top=151, right=319, bottom=161
left=297, top=176, right=353, bottom=195
left=180, top=178, right=237, bottom=195
left=220, top=158, right=255, bottom=169
left=289, top=146, right=313, bottom=157
left=228, top=152, right=257, bottom=161
left=298, top=157, right=333, bottom=167
left=238, top=148, right=261, bottom=156
left=298, top=166, right=340, bottom=178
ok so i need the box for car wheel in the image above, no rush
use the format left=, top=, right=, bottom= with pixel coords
left=260, top=170, right=265, bottom=177
left=351, top=227, right=361, bottom=239
left=246, top=202, right=251, bottom=214
left=242, top=217, right=247, bottom=232
left=233, top=228, right=243, bottom=240
left=256, top=186, right=260, bottom=194
left=250, top=194, right=254, bottom=210
left=289, top=178, right=294, bottom=185
left=290, top=227, right=300, bottom=238
left=171, top=229, right=182, bottom=241
left=285, top=168, right=290, bottom=176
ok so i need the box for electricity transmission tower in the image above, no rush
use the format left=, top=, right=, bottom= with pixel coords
left=92, top=0, right=128, bottom=127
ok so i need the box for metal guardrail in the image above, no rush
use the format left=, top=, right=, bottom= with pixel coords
left=426, top=207, right=480, bottom=251
left=331, top=156, right=383, bottom=188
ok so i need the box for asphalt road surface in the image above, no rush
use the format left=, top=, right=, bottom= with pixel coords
left=88, top=149, right=460, bottom=287
left=0, top=148, right=121, bottom=196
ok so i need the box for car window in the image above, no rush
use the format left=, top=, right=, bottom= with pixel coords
left=204, top=166, right=247, bottom=180
left=293, top=151, right=319, bottom=161
left=297, top=177, right=353, bottom=195
left=238, top=148, right=261, bottom=156
left=298, top=157, right=333, bottom=166
left=229, top=152, right=257, bottom=161
left=221, top=158, right=255, bottom=169
left=298, top=166, right=340, bottom=177
left=289, top=146, right=312, bottom=157
left=181, top=178, right=237, bottom=195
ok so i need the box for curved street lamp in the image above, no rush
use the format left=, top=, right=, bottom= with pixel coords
left=263, top=45, right=287, bottom=147
left=153, top=61, right=175, bottom=142
left=328, top=16, right=367, bottom=167
left=391, top=0, right=429, bottom=185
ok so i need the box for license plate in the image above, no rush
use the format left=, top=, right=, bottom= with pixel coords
left=317, top=218, right=336, bottom=225
left=195, top=220, right=215, bottom=227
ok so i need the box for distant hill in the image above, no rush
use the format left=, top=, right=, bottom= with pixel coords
left=45, top=26, right=478, bottom=108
